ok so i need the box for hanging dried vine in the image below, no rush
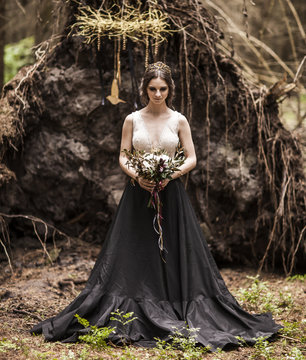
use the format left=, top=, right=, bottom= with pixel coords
left=70, top=0, right=175, bottom=46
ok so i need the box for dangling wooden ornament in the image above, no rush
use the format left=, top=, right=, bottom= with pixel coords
left=107, top=78, right=125, bottom=105
left=107, top=38, right=126, bottom=105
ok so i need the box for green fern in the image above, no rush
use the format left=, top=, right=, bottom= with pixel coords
left=74, top=314, right=115, bottom=349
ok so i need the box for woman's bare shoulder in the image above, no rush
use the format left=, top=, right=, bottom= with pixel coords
left=124, top=113, right=134, bottom=124
left=176, top=112, right=189, bottom=127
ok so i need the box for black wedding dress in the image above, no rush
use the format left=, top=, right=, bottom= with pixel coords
left=31, top=111, right=282, bottom=351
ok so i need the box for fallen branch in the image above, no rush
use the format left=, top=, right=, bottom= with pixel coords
left=0, top=212, right=73, bottom=274
left=279, top=334, right=304, bottom=343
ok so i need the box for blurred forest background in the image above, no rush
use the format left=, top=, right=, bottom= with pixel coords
left=1, top=0, right=305, bottom=129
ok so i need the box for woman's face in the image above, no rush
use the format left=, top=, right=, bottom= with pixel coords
left=146, top=77, right=169, bottom=105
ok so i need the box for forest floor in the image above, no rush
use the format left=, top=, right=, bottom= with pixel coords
left=0, top=237, right=305, bottom=360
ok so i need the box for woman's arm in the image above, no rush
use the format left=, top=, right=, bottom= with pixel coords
left=119, top=114, right=138, bottom=180
left=119, top=114, right=155, bottom=192
left=171, top=115, right=197, bottom=180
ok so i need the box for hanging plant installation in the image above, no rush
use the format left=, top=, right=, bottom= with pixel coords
left=70, top=0, right=175, bottom=66
left=70, top=0, right=175, bottom=105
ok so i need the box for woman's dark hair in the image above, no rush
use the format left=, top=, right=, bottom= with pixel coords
left=139, top=62, right=175, bottom=107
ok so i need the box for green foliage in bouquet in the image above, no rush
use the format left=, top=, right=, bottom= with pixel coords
left=122, top=147, right=185, bottom=185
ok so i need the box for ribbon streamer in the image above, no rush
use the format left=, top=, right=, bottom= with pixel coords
left=150, top=186, right=167, bottom=263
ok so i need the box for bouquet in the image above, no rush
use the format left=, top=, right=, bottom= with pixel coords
left=122, top=148, right=185, bottom=260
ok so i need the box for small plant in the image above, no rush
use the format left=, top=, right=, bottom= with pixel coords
left=281, top=321, right=300, bottom=338
left=281, top=320, right=306, bottom=344
left=58, top=349, right=76, bottom=360
left=249, top=336, right=276, bottom=360
left=236, top=335, right=248, bottom=347
left=237, top=275, right=271, bottom=310
left=77, top=345, right=91, bottom=360
left=75, top=309, right=138, bottom=348
left=155, top=325, right=211, bottom=359
left=110, top=309, right=138, bottom=327
left=277, top=291, right=293, bottom=309
left=116, top=347, right=144, bottom=359
left=27, top=349, right=54, bottom=360
left=110, top=309, right=138, bottom=346
left=168, top=326, right=200, bottom=352
left=286, top=274, right=306, bottom=282
left=0, top=338, right=19, bottom=353
left=285, top=347, right=305, bottom=360
left=237, top=275, right=293, bottom=315
left=75, top=314, right=116, bottom=348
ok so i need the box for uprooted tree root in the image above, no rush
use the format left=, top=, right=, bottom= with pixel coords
left=254, top=90, right=305, bottom=275
left=0, top=0, right=305, bottom=275
left=156, top=0, right=305, bottom=274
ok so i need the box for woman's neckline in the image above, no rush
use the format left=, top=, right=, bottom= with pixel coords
left=138, top=108, right=176, bottom=118
left=137, top=110, right=177, bottom=148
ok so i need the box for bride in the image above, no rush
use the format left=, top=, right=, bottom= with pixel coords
left=31, top=61, right=281, bottom=351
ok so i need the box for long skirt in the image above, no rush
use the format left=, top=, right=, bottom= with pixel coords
left=30, top=179, right=282, bottom=351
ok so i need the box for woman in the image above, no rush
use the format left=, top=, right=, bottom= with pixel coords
left=31, top=62, right=281, bottom=351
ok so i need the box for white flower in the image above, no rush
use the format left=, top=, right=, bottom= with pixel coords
left=159, top=154, right=171, bottom=162
left=145, top=153, right=158, bottom=161
left=142, top=160, right=153, bottom=169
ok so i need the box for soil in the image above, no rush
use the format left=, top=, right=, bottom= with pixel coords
left=0, top=238, right=305, bottom=359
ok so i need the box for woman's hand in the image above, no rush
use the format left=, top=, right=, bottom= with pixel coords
left=138, top=177, right=156, bottom=192
left=137, top=177, right=171, bottom=192
left=160, top=178, right=171, bottom=188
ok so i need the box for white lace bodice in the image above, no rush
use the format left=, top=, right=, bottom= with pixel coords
left=132, top=110, right=180, bottom=157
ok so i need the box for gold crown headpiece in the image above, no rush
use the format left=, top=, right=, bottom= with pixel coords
left=146, top=62, right=171, bottom=75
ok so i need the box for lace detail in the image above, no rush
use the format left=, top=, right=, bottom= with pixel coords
left=132, top=110, right=180, bottom=157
